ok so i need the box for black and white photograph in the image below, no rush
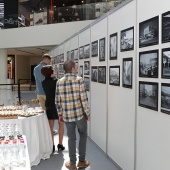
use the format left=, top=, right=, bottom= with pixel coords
left=79, top=46, right=84, bottom=59
left=84, top=61, right=90, bottom=75
left=139, top=81, right=158, bottom=111
left=162, top=48, right=170, bottom=78
left=139, top=16, right=159, bottom=48
left=59, top=64, right=64, bottom=74
left=74, top=49, right=78, bottom=60
left=110, top=33, right=117, bottom=59
left=162, top=11, right=170, bottom=43
left=79, top=66, right=83, bottom=78
left=91, top=40, right=98, bottom=57
left=84, top=44, right=90, bottom=59
left=121, top=27, right=134, bottom=52
left=71, top=50, right=74, bottom=60
left=60, top=54, right=64, bottom=63
left=99, top=38, right=105, bottom=61
left=98, top=66, right=106, bottom=84
left=67, top=51, right=70, bottom=60
left=109, top=66, right=120, bottom=86
left=139, top=50, right=158, bottom=78
left=91, top=66, right=98, bottom=82
left=161, top=83, right=170, bottom=114
left=123, top=58, right=132, bottom=88
left=84, top=77, right=90, bottom=91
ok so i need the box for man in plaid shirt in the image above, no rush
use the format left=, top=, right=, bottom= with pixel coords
left=56, top=60, right=90, bottom=170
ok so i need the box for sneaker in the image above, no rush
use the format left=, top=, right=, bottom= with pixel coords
left=77, top=160, right=90, bottom=168
left=53, top=129, right=58, bottom=135
left=65, top=162, right=77, bottom=170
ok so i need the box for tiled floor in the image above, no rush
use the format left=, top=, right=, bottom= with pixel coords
left=0, top=89, right=119, bottom=170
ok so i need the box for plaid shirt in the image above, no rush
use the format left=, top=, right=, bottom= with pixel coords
left=56, top=73, right=90, bottom=122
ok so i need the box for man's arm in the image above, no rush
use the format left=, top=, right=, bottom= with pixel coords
left=56, top=82, right=62, bottom=116
left=79, top=79, right=90, bottom=117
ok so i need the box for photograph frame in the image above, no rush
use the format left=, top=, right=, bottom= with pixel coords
left=84, top=77, right=90, bottom=91
left=121, top=27, right=134, bottom=52
left=84, top=44, right=90, bottom=59
left=139, top=49, right=159, bottom=78
left=139, top=16, right=159, bottom=48
left=71, top=50, right=74, bottom=60
left=98, top=66, right=106, bottom=84
left=162, top=48, right=170, bottom=79
left=74, top=48, right=78, bottom=60
left=109, top=66, right=120, bottom=86
left=79, top=46, right=84, bottom=59
left=161, top=83, right=170, bottom=114
left=110, top=32, right=118, bottom=59
left=91, top=40, right=98, bottom=57
left=79, top=65, right=83, bottom=78
left=91, top=66, right=98, bottom=82
left=162, top=11, right=170, bottom=43
left=84, top=61, right=90, bottom=75
left=99, top=37, right=105, bottom=61
left=139, top=81, right=158, bottom=111
left=122, top=57, right=133, bottom=89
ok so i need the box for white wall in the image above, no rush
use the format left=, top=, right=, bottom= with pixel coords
left=0, top=20, right=93, bottom=48
left=90, top=18, right=108, bottom=152
left=107, top=1, right=136, bottom=170
left=136, top=0, right=170, bottom=170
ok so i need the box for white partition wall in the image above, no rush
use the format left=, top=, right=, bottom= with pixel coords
left=90, top=17, right=108, bottom=152
left=107, top=1, right=136, bottom=170
left=49, top=0, right=170, bottom=170
left=79, top=27, right=91, bottom=135
left=136, top=0, right=170, bottom=170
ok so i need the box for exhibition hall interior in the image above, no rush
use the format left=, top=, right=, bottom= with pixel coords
left=0, top=0, right=170, bottom=170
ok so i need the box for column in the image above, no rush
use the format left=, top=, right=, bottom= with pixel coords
left=0, top=49, right=7, bottom=89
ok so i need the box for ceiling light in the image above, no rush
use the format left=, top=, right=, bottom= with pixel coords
left=63, top=4, right=65, bottom=6
left=82, top=1, right=84, bottom=3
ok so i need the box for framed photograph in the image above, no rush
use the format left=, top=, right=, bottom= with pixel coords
left=84, top=77, right=90, bottom=91
left=84, top=44, right=90, bottom=59
left=74, top=48, right=78, bottom=60
left=99, top=38, right=105, bottom=61
left=139, top=16, right=159, bottom=48
left=161, top=83, right=170, bottom=114
left=91, top=66, right=98, bottom=82
left=139, top=81, right=158, bottom=111
left=60, top=53, right=64, bottom=63
left=110, top=33, right=117, bottom=59
left=123, top=58, right=132, bottom=88
left=91, top=40, right=98, bottom=57
left=121, top=27, right=134, bottom=52
left=98, top=66, right=106, bottom=84
left=71, top=50, right=74, bottom=60
left=79, top=66, right=83, bottom=78
left=67, top=51, right=70, bottom=60
left=139, top=50, right=158, bottom=78
left=79, top=46, right=84, bottom=59
left=162, top=48, right=170, bottom=78
left=84, top=61, right=90, bottom=75
left=109, top=66, right=120, bottom=86
left=162, top=11, right=170, bottom=43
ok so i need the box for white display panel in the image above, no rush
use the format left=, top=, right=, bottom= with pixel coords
left=136, top=0, right=170, bottom=170
left=90, top=18, right=107, bottom=152
left=107, top=1, right=136, bottom=170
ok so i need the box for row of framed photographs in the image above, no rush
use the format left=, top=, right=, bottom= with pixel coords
left=139, top=81, right=170, bottom=115
left=139, top=48, right=170, bottom=79
left=52, top=54, right=64, bottom=64
left=79, top=57, right=133, bottom=89
left=139, top=10, right=170, bottom=48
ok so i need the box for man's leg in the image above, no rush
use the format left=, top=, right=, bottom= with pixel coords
left=76, top=116, right=87, bottom=162
left=37, top=95, right=46, bottom=111
left=65, top=122, right=77, bottom=165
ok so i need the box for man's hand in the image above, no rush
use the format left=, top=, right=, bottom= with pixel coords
left=59, top=115, right=64, bottom=123
left=86, top=116, right=90, bottom=121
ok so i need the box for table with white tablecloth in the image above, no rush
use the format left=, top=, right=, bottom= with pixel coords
left=0, top=113, right=53, bottom=167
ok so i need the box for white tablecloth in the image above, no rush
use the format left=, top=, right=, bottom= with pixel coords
left=0, top=114, right=53, bottom=167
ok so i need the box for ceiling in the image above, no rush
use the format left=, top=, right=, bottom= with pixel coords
left=7, top=45, right=56, bottom=57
